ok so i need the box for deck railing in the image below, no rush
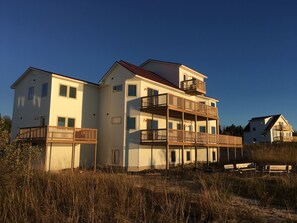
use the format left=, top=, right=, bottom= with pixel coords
left=274, top=125, right=293, bottom=132
left=140, top=129, right=242, bottom=146
left=141, top=93, right=218, bottom=118
left=18, top=126, right=97, bottom=143
left=181, top=79, right=206, bottom=94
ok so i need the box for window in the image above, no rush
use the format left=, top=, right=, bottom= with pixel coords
left=42, top=83, right=48, bottom=97
left=68, top=118, right=75, bottom=127
left=111, top=117, right=122, bottom=124
left=177, top=123, right=182, bottom=130
left=28, top=86, right=34, bottom=100
left=112, top=150, right=120, bottom=164
left=171, top=151, right=176, bottom=162
left=188, top=125, right=193, bottom=132
left=128, top=85, right=137, bottom=96
left=186, top=151, right=191, bottom=161
left=69, top=87, right=77, bottom=98
left=59, top=85, right=67, bottom=97
left=211, top=126, right=216, bottom=134
left=168, top=122, right=173, bottom=129
left=127, top=117, right=136, bottom=129
left=211, top=102, right=216, bottom=107
left=113, top=85, right=123, bottom=92
left=199, top=126, right=206, bottom=133
left=212, top=151, right=216, bottom=161
left=253, top=127, right=256, bottom=131
left=58, top=117, right=66, bottom=126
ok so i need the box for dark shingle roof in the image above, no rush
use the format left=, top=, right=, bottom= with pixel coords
left=264, top=114, right=282, bottom=131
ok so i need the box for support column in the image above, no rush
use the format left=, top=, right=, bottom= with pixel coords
left=241, top=147, right=244, bottom=160
left=227, top=147, right=230, bottom=162
left=182, top=112, right=184, bottom=168
left=71, top=143, right=75, bottom=172
left=217, top=147, right=220, bottom=163
left=206, top=118, right=209, bottom=166
left=166, top=107, right=169, bottom=170
left=44, top=141, right=48, bottom=171
left=94, top=143, right=97, bottom=172
left=195, top=115, right=197, bottom=169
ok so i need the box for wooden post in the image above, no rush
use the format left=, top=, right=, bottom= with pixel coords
left=195, top=115, right=197, bottom=169
left=71, top=143, right=75, bottom=172
left=182, top=112, right=184, bottom=168
left=94, top=143, right=97, bottom=172
left=166, top=106, right=169, bottom=170
left=217, top=147, right=220, bottom=163
left=206, top=146, right=209, bottom=166
left=44, top=142, right=48, bottom=171
left=227, top=147, right=230, bottom=162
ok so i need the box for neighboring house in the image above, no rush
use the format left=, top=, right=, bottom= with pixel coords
left=243, top=114, right=294, bottom=144
left=11, top=67, right=99, bottom=171
left=11, top=59, right=243, bottom=171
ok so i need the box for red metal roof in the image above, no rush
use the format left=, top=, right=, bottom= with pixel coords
left=118, top=60, right=181, bottom=90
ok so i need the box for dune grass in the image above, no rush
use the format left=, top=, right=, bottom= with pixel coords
left=1, top=143, right=297, bottom=222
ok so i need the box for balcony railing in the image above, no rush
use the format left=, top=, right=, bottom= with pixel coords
left=273, top=136, right=293, bottom=142
left=181, top=79, right=206, bottom=95
left=141, top=93, right=218, bottom=118
left=18, top=126, right=97, bottom=144
left=274, top=125, right=293, bottom=132
left=140, top=129, right=242, bottom=147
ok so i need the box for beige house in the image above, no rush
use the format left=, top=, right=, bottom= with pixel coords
left=243, top=114, right=294, bottom=144
left=11, top=67, right=98, bottom=171
left=11, top=60, right=243, bottom=171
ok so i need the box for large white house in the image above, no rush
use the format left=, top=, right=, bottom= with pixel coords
left=11, top=59, right=242, bottom=171
left=243, top=114, right=294, bottom=144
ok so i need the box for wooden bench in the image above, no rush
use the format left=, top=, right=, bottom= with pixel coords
left=235, top=163, right=256, bottom=172
left=224, top=164, right=235, bottom=171
left=264, top=165, right=292, bottom=174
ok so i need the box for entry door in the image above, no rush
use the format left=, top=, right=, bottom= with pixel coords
left=147, top=119, right=158, bottom=140
left=147, top=88, right=159, bottom=106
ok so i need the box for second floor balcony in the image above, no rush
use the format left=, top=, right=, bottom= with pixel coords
left=141, top=93, right=218, bottom=119
left=181, top=79, right=206, bottom=95
left=17, top=126, right=98, bottom=144
left=140, top=129, right=242, bottom=147
left=274, top=125, right=293, bottom=132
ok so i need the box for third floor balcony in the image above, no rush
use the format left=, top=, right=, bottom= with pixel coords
left=181, top=79, right=206, bottom=95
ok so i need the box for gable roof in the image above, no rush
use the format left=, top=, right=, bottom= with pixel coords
left=118, top=60, right=181, bottom=90
left=11, top=67, right=98, bottom=89
left=244, top=114, right=288, bottom=132
left=264, top=114, right=282, bottom=131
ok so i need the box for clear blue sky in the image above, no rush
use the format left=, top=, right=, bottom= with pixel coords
left=1, top=0, right=297, bottom=129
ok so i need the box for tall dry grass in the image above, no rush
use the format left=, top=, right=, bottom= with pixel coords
left=1, top=143, right=297, bottom=222
left=245, top=143, right=297, bottom=164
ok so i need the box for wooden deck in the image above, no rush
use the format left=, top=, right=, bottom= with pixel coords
left=180, top=79, right=206, bottom=95
left=18, top=126, right=97, bottom=144
left=141, top=93, right=218, bottom=119
left=140, top=129, right=242, bottom=147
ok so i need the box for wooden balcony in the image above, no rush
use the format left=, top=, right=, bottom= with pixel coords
left=274, top=125, right=293, bottom=132
left=141, top=93, right=218, bottom=119
left=140, top=129, right=242, bottom=147
left=273, top=136, right=293, bottom=143
left=181, top=79, right=206, bottom=95
left=18, top=126, right=98, bottom=144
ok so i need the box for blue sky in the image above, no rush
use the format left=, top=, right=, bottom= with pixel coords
left=1, top=0, right=297, bottom=129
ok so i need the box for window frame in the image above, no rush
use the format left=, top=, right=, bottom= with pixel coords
left=59, top=84, right=68, bottom=97
left=113, top=84, right=123, bottom=92
left=186, top=151, right=191, bottom=161
left=67, top=118, right=75, bottom=127
left=127, top=84, right=137, bottom=96
left=41, top=83, right=48, bottom=97
left=28, top=86, right=34, bottom=100
left=57, top=117, right=66, bottom=127
left=69, top=87, right=77, bottom=99
left=127, top=117, right=136, bottom=130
